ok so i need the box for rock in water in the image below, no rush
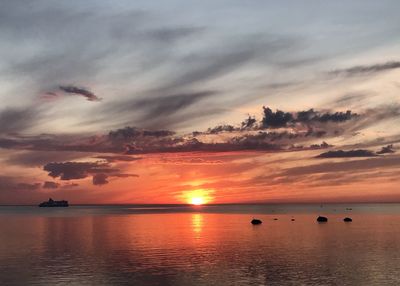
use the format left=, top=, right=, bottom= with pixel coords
left=251, top=219, right=262, bottom=225
left=317, top=216, right=328, bottom=222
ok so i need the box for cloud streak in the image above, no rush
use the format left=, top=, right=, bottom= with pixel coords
left=316, top=149, right=377, bottom=158
left=329, top=61, right=400, bottom=76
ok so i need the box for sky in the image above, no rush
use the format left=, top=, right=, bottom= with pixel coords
left=1, top=0, right=400, bottom=204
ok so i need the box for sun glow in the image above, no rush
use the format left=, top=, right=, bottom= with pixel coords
left=182, top=188, right=215, bottom=205
left=191, top=197, right=205, bottom=205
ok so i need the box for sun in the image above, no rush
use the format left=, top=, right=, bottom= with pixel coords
left=190, top=197, right=205, bottom=205
left=182, top=188, right=214, bottom=205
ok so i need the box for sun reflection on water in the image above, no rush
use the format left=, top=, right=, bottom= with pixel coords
left=191, top=214, right=203, bottom=234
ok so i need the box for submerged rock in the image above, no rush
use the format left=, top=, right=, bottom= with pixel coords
left=343, top=217, right=353, bottom=222
left=251, top=219, right=262, bottom=225
left=317, top=216, right=328, bottom=222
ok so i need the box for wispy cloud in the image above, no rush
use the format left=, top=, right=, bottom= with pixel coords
left=58, top=85, right=101, bottom=101
left=329, top=61, right=400, bottom=77
left=316, top=149, right=377, bottom=158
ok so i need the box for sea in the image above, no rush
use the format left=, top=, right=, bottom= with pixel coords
left=1, top=203, right=400, bottom=286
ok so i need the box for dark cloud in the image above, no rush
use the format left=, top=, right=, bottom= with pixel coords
left=316, top=149, right=377, bottom=158
left=377, top=144, right=395, bottom=155
left=261, top=107, right=294, bottom=128
left=207, top=125, right=236, bottom=134
left=260, top=107, right=358, bottom=129
left=296, top=109, right=357, bottom=123
left=329, top=61, right=400, bottom=76
left=0, top=105, right=397, bottom=157
left=193, top=116, right=256, bottom=135
left=309, top=141, right=331, bottom=149
left=93, top=173, right=109, bottom=185
left=124, top=136, right=281, bottom=154
left=91, top=172, right=138, bottom=186
left=43, top=161, right=138, bottom=186
left=241, top=116, right=257, bottom=129
left=58, top=85, right=101, bottom=101
left=43, top=181, right=59, bottom=189
left=44, top=162, right=103, bottom=180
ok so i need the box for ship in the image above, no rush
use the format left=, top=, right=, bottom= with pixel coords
left=39, top=198, right=69, bottom=207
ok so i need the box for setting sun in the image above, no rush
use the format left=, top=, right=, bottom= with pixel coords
left=190, top=197, right=204, bottom=205
left=181, top=188, right=215, bottom=205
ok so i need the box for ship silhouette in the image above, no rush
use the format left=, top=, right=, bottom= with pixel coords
left=39, top=198, right=69, bottom=207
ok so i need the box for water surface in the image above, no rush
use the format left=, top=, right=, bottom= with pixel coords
left=1, top=204, right=399, bottom=285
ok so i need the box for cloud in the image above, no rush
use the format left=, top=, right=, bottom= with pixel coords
left=113, top=91, right=216, bottom=128
left=260, top=107, right=358, bottom=129
left=296, top=109, right=357, bottom=123
left=153, top=34, right=302, bottom=92
left=331, top=93, right=370, bottom=108
left=95, top=155, right=142, bottom=162
left=6, top=151, right=91, bottom=167
left=43, top=162, right=103, bottom=180
left=316, top=149, right=377, bottom=158
left=57, top=85, right=101, bottom=101
left=60, top=183, right=79, bottom=189
left=0, top=176, right=41, bottom=191
left=261, top=107, right=294, bottom=128
left=0, top=104, right=398, bottom=157
left=108, top=127, right=175, bottom=140
left=93, top=172, right=139, bottom=186
left=43, top=181, right=59, bottom=189
left=93, top=173, right=108, bottom=185
left=112, top=174, right=139, bottom=178
left=329, top=61, right=400, bottom=76
left=377, top=144, right=395, bottom=155
left=281, top=156, right=400, bottom=177
left=43, top=161, right=138, bottom=186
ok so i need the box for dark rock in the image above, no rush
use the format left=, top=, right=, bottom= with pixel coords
left=317, top=216, right=328, bottom=222
left=251, top=219, right=262, bottom=225
left=343, top=217, right=352, bottom=222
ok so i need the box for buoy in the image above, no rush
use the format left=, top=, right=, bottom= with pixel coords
left=317, top=216, right=328, bottom=222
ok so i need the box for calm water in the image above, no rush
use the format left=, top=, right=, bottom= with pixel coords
left=1, top=204, right=400, bottom=285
